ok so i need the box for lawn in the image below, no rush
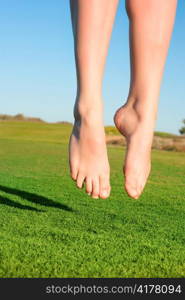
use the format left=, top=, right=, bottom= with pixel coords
left=0, top=121, right=185, bottom=277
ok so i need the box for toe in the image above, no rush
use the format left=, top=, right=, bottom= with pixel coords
left=85, top=177, right=92, bottom=195
left=99, top=176, right=110, bottom=199
left=91, top=177, right=99, bottom=199
left=125, top=181, right=139, bottom=199
left=69, top=162, right=79, bottom=181
left=71, top=169, right=78, bottom=181
left=134, top=184, right=145, bottom=199
left=76, top=173, right=85, bottom=189
left=127, top=189, right=139, bottom=199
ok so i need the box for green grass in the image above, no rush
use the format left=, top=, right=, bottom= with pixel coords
left=105, top=126, right=179, bottom=138
left=0, top=121, right=185, bottom=277
left=154, top=131, right=179, bottom=138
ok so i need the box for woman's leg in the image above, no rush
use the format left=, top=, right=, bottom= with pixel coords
left=69, top=0, right=119, bottom=199
left=114, top=0, right=177, bottom=199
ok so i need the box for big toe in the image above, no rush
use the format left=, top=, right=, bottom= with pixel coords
left=71, top=169, right=78, bottom=181
left=125, top=181, right=143, bottom=199
left=70, top=163, right=79, bottom=181
left=76, top=172, right=85, bottom=189
left=99, top=176, right=110, bottom=199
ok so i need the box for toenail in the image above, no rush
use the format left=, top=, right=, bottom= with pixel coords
left=101, top=190, right=108, bottom=197
left=133, top=192, right=139, bottom=199
left=127, top=188, right=139, bottom=199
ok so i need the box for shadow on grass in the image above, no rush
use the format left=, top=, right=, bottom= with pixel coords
left=0, top=185, right=73, bottom=212
left=0, top=195, right=43, bottom=212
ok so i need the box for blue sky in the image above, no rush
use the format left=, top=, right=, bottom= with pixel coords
left=0, top=0, right=184, bottom=134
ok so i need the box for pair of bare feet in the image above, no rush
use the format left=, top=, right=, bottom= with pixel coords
left=69, top=96, right=154, bottom=199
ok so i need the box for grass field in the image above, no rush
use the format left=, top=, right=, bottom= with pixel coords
left=0, top=121, right=185, bottom=278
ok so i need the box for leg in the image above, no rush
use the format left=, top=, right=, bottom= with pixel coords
left=114, top=0, right=177, bottom=199
left=69, top=0, right=119, bottom=199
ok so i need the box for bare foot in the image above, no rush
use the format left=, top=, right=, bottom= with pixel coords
left=69, top=102, right=110, bottom=199
left=114, top=100, right=154, bottom=199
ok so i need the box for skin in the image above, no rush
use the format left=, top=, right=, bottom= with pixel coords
left=114, top=0, right=177, bottom=198
left=69, top=0, right=177, bottom=199
left=69, top=0, right=119, bottom=199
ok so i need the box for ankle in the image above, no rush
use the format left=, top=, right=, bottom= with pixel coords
left=74, top=95, right=103, bottom=123
left=126, top=95, right=157, bottom=122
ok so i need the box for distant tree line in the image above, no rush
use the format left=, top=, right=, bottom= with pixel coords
left=0, top=113, right=44, bottom=122
left=179, top=119, right=185, bottom=135
left=0, top=113, right=72, bottom=124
